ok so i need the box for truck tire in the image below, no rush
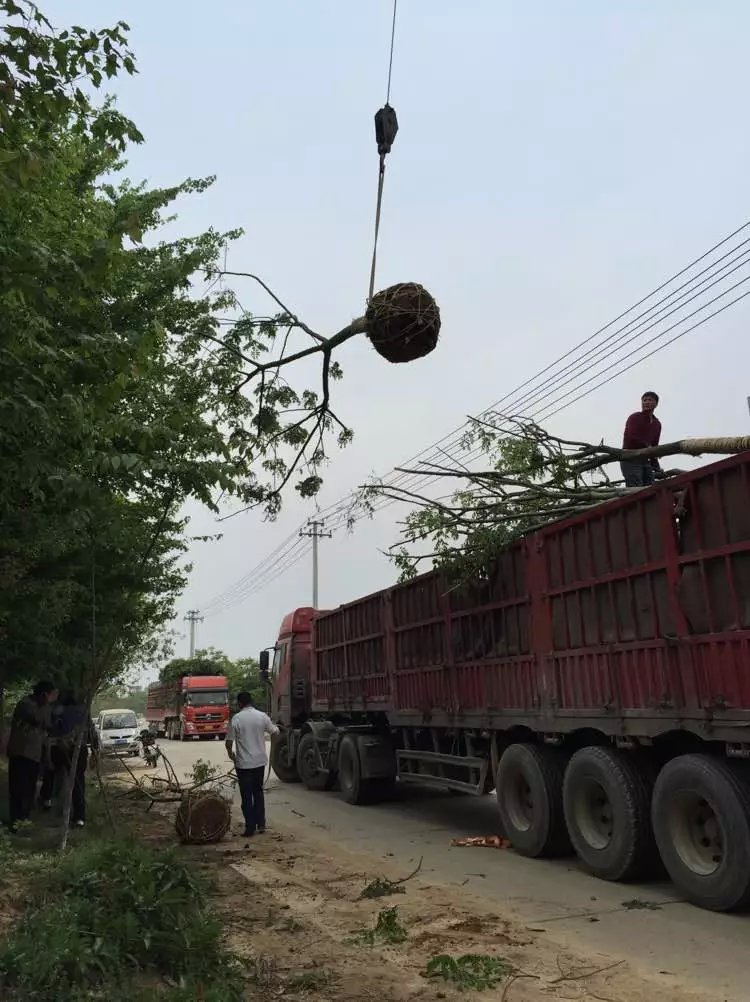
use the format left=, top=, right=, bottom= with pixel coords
left=270, top=732, right=300, bottom=783
left=564, top=746, right=656, bottom=882
left=652, top=754, right=750, bottom=912
left=297, top=732, right=334, bottom=791
left=496, top=743, right=571, bottom=858
left=338, top=735, right=372, bottom=805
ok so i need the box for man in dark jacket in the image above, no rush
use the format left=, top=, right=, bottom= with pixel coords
left=5, top=680, right=58, bottom=832
left=56, top=691, right=99, bottom=827
left=621, top=391, right=662, bottom=487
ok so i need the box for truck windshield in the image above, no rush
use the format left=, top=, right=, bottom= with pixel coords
left=102, top=711, right=137, bottom=729
left=186, top=690, right=227, bottom=706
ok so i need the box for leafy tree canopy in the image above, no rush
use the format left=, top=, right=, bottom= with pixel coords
left=0, top=1, right=357, bottom=705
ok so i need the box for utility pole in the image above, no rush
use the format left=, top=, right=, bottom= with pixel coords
left=184, top=609, right=203, bottom=658
left=299, top=520, right=332, bottom=608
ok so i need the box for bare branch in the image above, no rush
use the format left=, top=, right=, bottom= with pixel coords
left=363, top=413, right=750, bottom=582
left=216, top=269, right=326, bottom=342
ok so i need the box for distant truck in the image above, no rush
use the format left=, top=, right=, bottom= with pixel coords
left=262, top=453, right=750, bottom=913
left=146, top=674, right=230, bottom=741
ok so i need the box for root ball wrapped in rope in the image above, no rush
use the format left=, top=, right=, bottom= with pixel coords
left=366, top=282, right=441, bottom=363
left=175, top=790, right=231, bottom=844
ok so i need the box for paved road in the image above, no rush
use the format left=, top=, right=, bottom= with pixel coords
left=156, top=737, right=748, bottom=1001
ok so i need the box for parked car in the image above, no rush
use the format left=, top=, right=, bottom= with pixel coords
left=95, top=708, right=139, bottom=756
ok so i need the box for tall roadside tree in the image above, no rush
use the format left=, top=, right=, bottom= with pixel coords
left=0, top=4, right=441, bottom=839
left=0, top=1, right=354, bottom=838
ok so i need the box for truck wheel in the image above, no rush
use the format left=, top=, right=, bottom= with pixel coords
left=496, top=743, right=571, bottom=858
left=297, top=733, right=333, bottom=791
left=564, top=746, right=656, bottom=882
left=652, top=754, right=750, bottom=912
left=270, top=732, right=300, bottom=783
left=338, top=735, right=371, bottom=805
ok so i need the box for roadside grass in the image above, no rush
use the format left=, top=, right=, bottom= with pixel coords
left=0, top=759, right=246, bottom=1002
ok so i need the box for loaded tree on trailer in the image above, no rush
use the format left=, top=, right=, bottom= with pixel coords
left=262, top=452, right=750, bottom=913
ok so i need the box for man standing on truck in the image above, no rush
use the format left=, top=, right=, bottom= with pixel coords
left=621, top=391, right=663, bottom=487
left=225, top=691, right=279, bottom=837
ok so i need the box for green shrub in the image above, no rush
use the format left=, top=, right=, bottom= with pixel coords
left=0, top=838, right=244, bottom=1001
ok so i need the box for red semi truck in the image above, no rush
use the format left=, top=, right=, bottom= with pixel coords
left=146, top=674, right=230, bottom=740
left=263, top=452, right=750, bottom=913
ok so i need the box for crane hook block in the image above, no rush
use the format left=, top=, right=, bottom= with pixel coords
left=375, top=104, right=398, bottom=156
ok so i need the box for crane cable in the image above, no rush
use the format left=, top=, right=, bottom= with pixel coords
left=368, top=0, right=399, bottom=301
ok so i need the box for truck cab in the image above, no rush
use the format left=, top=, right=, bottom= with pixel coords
left=267, top=606, right=314, bottom=726
left=145, top=674, right=230, bottom=740
left=261, top=607, right=314, bottom=782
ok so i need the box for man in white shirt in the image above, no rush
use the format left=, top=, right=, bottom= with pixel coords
left=225, top=691, right=279, bottom=837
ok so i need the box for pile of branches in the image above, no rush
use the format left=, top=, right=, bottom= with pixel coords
left=357, top=413, right=750, bottom=579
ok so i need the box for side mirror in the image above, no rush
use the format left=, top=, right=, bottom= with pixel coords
left=259, top=648, right=270, bottom=682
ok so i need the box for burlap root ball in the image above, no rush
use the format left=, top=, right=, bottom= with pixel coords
left=175, top=791, right=231, bottom=844
left=366, top=282, right=441, bottom=363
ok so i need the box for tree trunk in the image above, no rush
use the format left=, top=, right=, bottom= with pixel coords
left=59, top=725, right=83, bottom=852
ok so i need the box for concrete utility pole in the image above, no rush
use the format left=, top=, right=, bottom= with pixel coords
left=184, top=609, right=203, bottom=658
left=299, top=520, right=332, bottom=609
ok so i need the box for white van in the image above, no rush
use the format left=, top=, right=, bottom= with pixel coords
left=96, top=708, right=140, bottom=756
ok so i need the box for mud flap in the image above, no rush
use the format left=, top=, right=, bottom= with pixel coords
left=355, top=734, right=397, bottom=780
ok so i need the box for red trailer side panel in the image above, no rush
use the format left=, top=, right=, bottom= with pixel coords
left=311, top=453, right=750, bottom=739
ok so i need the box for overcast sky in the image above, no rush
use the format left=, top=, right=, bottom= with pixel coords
left=47, top=1, right=750, bottom=670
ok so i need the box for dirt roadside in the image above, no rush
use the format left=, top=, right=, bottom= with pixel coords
left=136, top=797, right=715, bottom=1002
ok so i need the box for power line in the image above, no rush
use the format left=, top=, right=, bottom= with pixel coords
left=203, top=537, right=310, bottom=618
left=210, top=543, right=312, bottom=614
left=386, top=0, right=398, bottom=104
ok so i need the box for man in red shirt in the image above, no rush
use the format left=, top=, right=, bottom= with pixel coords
left=621, top=391, right=662, bottom=487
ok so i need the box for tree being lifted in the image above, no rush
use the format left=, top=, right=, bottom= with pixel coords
left=357, top=412, right=750, bottom=581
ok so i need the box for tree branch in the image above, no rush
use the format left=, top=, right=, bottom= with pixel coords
left=363, top=414, right=750, bottom=582
left=216, top=269, right=325, bottom=342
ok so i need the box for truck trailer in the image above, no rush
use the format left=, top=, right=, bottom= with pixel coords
left=146, top=674, right=230, bottom=741
left=264, top=452, right=750, bottom=913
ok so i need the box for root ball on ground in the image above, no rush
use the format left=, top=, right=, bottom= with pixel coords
left=175, top=791, right=231, bottom=844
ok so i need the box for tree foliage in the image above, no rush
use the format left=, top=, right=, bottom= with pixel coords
left=360, top=412, right=749, bottom=582
left=0, top=1, right=367, bottom=703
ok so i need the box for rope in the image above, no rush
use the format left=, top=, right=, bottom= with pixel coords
left=386, top=0, right=398, bottom=104
left=368, top=0, right=399, bottom=301
left=368, top=155, right=387, bottom=301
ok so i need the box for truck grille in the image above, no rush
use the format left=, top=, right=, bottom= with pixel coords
left=195, top=713, right=223, bottom=722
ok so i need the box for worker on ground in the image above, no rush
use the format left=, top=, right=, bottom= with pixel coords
left=621, top=391, right=662, bottom=487
left=56, top=689, right=99, bottom=827
left=4, top=680, right=58, bottom=833
left=39, top=695, right=65, bottom=809
left=225, top=691, right=279, bottom=837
